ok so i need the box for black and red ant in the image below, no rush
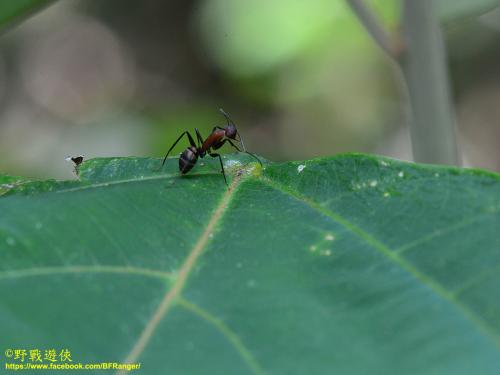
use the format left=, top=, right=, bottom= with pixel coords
left=159, top=109, right=261, bottom=185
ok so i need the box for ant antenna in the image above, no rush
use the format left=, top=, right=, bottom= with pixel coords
left=219, top=108, right=235, bottom=127
left=237, top=132, right=262, bottom=166
left=219, top=108, right=248, bottom=152
left=237, top=133, right=247, bottom=152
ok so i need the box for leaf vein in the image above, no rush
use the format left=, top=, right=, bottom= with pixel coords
left=178, top=297, right=266, bottom=375
left=0, top=265, right=172, bottom=281
left=394, top=210, right=499, bottom=255
left=260, top=176, right=500, bottom=349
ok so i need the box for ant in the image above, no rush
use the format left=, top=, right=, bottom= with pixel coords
left=159, top=108, right=261, bottom=185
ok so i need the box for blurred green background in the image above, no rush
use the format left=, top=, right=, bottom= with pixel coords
left=0, top=0, right=500, bottom=179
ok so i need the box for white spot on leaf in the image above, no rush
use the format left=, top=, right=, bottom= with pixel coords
left=225, top=159, right=243, bottom=168
left=297, top=164, right=306, bottom=173
left=246, top=279, right=256, bottom=288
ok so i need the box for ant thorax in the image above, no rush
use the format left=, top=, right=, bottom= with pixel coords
left=201, top=129, right=225, bottom=152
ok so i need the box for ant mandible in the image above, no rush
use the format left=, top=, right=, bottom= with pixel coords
left=159, top=108, right=262, bottom=185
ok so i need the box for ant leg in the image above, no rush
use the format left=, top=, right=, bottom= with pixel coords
left=226, top=139, right=262, bottom=166
left=186, top=132, right=197, bottom=147
left=195, top=128, right=204, bottom=148
left=159, top=131, right=197, bottom=170
left=209, top=152, right=228, bottom=186
left=225, top=139, right=242, bottom=152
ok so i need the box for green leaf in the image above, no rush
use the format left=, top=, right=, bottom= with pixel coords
left=1, top=154, right=499, bottom=374
left=0, top=0, right=53, bottom=32
left=0, top=175, right=34, bottom=196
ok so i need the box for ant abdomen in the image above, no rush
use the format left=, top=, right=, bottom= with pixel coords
left=179, top=146, right=198, bottom=174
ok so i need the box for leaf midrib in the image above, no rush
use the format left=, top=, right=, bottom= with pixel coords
left=119, top=172, right=244, bottom=370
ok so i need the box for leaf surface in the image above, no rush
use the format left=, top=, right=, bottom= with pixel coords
left=1, top=154, right=499, bottom=374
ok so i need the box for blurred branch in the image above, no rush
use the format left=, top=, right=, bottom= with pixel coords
left=401, top=0, right=459, bottom=165
left=346, top=0, right=399, bottom=58
left=347, top=0, right=459, bottom=166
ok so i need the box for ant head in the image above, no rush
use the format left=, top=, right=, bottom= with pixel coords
left=225, top=124, right=238, bottom=139
left=219, top=108, right=238, bottom=139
